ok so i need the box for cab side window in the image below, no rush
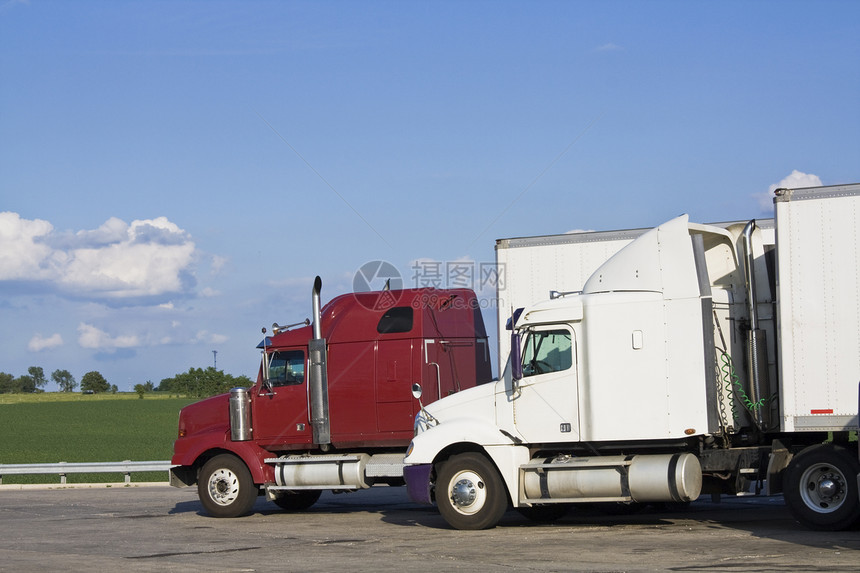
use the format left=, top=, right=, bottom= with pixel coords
left=377, top=306, right=414, bottom=334
left=521, top=329, right=572, bottom=377
left=268, top=350, right=305, bottom=386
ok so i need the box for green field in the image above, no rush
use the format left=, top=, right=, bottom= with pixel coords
left=0, top=393, right=199, bottom=484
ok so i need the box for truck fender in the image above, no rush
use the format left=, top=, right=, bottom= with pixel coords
left=173, top=430, right=274, bottom=486
left=220, top=441, right=275, bottom=485
left=482, top=444, right=531, bottom=508
left=406, top=417, right=521, bottom=465
left=765, top=440, right=793, bottom=495
left=406, top=419, right=529, bottom=507
left=171, top=428, right=230, bottom=467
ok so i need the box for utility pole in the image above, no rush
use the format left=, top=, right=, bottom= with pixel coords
left=212, top=350, right=218, bottom=370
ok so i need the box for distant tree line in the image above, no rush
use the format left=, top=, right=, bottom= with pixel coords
left=0, top=366, right=74, bottom=393
left=1, top=365, right=251, bottom=398
left=80, top=371, right=117, bottom=394
left=133, top=380, right=155, bottom=398
left=0, top=366, right=119, bottom=394
left=157, top=367, right=252, bottom=398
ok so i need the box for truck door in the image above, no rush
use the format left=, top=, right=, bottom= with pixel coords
left=513, top=326, right=580, bottom=442
left=377, top=338, right=415, bottom=433
left=252, top=349, right=314, bottom=447
left=422, top=338, right=483, bottom=401
left=422, top=339, right=448, bottom=405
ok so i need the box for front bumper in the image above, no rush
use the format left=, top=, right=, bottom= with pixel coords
left=169, top=465, right=196, bottom=488
left=404, top=463, right=433, bottom=505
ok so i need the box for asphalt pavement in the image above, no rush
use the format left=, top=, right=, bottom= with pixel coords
left=0, top=484, right=858, bottom=572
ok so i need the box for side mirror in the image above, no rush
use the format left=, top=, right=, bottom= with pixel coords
left=260, top=327, right=273, bottom=392
left=261, top=355, right=274, bottom=394
left=257, top=326, right=269, bottom=386
left=510, top=332, right=523, bottom=383
left=411, top=382, right=438, bottom=429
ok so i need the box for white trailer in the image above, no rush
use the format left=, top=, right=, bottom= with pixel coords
left=495, top=228, right=645, bottom=365
left=405, top=183, right=860, bottom=531
left=495, top=221, right=774, bottom=365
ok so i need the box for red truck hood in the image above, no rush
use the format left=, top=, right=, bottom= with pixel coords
left=176, top=393, right=230, bottom=440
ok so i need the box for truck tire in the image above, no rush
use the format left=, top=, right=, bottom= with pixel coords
left=198, top=454, right=258, bottom=518
left=271, top=490, right=322, bottom=511
left=783, top=444, right=860, bottom=531
left=436, top=453, right=508, bottom=530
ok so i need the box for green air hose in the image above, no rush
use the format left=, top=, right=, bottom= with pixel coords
left=712, top=311, right=766, bottom=427
left=717, top=348, right=766, bottom=420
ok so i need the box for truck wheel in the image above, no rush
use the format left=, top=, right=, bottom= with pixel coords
left=783, top=444, right=860, bottom=531
left=198, top=454, right=258, bottom=518
left=436, top=453, right=508, bottom=530
left=271, top=490, right=322, bottom=511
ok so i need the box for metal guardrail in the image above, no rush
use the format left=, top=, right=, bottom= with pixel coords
left=0, top=460, right=173, bottom=485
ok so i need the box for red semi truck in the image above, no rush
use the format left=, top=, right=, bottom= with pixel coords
left=170, top=277, right=492, bottom=517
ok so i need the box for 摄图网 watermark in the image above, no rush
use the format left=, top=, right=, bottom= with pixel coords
left=351, top=260, right=504, bottom=310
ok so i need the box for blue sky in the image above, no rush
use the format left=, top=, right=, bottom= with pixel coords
left=1, top=0, right=858, bottom=391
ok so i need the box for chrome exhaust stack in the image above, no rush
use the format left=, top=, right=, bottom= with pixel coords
left=308, top=276, right=331, bottom=447
left=741, top=220, right=771, bottom=431
left=312, top=277, right=323, bottom=340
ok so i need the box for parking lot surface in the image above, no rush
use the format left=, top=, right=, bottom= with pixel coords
left=1, top=485, right=858, bottom=572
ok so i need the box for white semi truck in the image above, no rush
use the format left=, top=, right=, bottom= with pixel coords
left=494, top=220, right=774, bottom=363
left=404, top=183, right=860, bottom=531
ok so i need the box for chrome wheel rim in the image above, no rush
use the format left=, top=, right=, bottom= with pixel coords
left=207, top=468, right=240, bottom=506
left=448, top=470, right=486, bottom=515
left=799, top=462, right=847, bottom=514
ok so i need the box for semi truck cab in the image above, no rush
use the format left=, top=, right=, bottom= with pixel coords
left=405, top=184, right=860, bottom=531
left=171, top=278, right=492, bottom=517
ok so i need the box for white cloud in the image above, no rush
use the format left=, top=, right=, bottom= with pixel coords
left=77, top=323, right=140, bottom=350
left=28, top=333, right=64, bottom=352
left=0, top=213, right=199, bottom=302
left=758, top=170, right=823, bottom=211
left=49, top=217, right=129, bottom=249
left=565, top=229, right=596, bottom=234
left=211, top=255, right=228, bottom=274
left=0, top=212, right=55, bottom=280
left=193, top=330, right=229, bottom=344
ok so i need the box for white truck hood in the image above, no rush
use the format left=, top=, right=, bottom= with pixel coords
left=406, top=378, right=518, bottom=465
left=425, top=378, right=499, bottom=421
